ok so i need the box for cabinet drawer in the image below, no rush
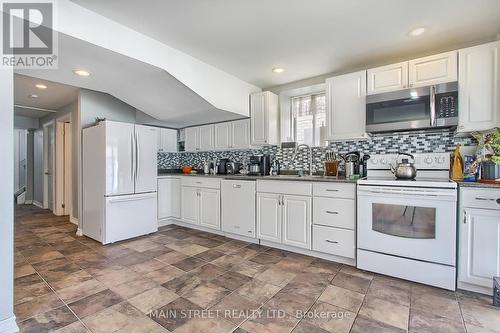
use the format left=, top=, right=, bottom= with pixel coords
left=313, top=197, right=355, bottom=229
left=462, top=189, right=500, bottom=210
left=313, top=225, right=355, bottom=259
left=313, top=183, right=355, bottom=199
left=257, top=180, right=312, bottom=196
left=181, top=177, right=220, bottom=189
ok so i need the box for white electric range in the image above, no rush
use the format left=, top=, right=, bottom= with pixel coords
left=357, top=152, right=458, bottom=290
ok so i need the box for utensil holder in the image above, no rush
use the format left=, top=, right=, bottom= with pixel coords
left=324, top=161, right=339, bottom=177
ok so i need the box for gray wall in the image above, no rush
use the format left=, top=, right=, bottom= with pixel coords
left=14, top=115, right=39, bottom=129
left=80, top=89, right=136, bottom=128
left=0, top=68, right=17, bottom=330
left=33, top=129, right=44, bottom=205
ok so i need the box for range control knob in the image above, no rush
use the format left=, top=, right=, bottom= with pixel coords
left=424, top=157, right=433, bottom=164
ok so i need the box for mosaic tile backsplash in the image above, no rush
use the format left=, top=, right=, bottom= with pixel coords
left=158, top=129, right=477, bottom=173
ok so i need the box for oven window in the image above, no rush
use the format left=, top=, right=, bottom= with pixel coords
left=372, top=203, right=436, bottom=239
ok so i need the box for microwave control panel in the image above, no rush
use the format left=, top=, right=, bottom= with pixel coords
left=436, top=91, right=457, bottom=119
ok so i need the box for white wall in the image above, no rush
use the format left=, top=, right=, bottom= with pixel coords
left=0, top=68, right=18, bottom=332
left=14, top=115, right=38, bottom=129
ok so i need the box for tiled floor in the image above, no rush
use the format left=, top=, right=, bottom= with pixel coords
left=14, top=205, right=500, bottom=333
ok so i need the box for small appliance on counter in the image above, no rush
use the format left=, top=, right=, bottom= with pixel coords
left=344, top=151, right=360, bottom=179
left=217, top=158, right=230, bottom=174
left=249, top=155, right=271, bottom=176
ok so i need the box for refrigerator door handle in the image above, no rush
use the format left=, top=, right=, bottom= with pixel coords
left=135, top=130, right=140, bottom=183
left=131, top=132, right=135, bottom=183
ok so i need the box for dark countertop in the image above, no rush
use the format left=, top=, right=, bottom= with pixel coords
left=456, top=181, right=500, bottom=189
left=157, top=170, right=358, bottom=183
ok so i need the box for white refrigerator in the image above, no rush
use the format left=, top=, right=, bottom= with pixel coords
left=83, top=120, right=158, bottom=244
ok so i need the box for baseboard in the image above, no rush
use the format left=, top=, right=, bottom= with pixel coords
left=69, top=216, right=78, bottom=225
left=457, top=281, right=492, bottom=296
left=76, top=227, right=83, bottom=236
left=158, top=217, right=176, bottom=227
left=32, top=201, right=44, bottom=209
left=24, top=200, right=33, bottom=204
left=0, top=315, right=19, bottom=333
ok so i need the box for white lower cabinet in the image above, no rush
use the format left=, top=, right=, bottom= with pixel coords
left=157, top=177, right=180, bottom=220
left=458, top=188, right=500, bottom=294
left=256, top=193, right=282, bottom=243
left=282, top=195, right=311, bottom=249
left=222, top=180, right=256, bottom=238
left=181, top=179, right=221, bottom=230
left=312, top=225, right=355, bottom=259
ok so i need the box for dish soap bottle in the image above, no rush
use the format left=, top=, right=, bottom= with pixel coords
left=451, top=144, right=464, bottom=181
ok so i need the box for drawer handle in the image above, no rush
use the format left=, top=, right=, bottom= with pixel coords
left=325, top=189, right=339, bottom=192
left=475, top=197, right=495, bottom=201
left=195, top=181, right=202, bottom=184
left=326, top=239, right=339, bottom=244
left=233, top=185, right=242, bottom=188
left=326, top=211, right=339, bottom=214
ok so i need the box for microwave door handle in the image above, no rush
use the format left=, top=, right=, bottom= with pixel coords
left=430, top=85, right=436, bottom=127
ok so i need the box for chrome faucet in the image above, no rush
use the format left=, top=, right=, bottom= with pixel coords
left=292, top=144, right=313, bottom=176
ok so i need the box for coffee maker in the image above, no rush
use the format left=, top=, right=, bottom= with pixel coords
left=249, top=155, right=271, bottom=176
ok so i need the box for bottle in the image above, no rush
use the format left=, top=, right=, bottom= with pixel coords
left=451, top=144, right=464, bottom=181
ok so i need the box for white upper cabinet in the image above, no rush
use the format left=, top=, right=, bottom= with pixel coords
left=184, top=125, right=214, bottom=151
left=367, top=61, right=408, bottom=95
left=250, top=91, right=279, bottom=145
left=157, top=128, right=177, bottom=152
left=214, top=122, right=232, bottom=150
left=214, top=119, right=250, bottom=150
left=408, top=51, right=458, bottom=88
left=458, top=41, right=500, bottom=133
left=232, top=119, right=251, bottom=149
left=326, top=70, right=367, bottom=141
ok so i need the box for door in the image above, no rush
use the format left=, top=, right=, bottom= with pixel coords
left=104, top=122, right=134, bottom=196
left=63, top=122, right=72, bottom=215
left=459, top=208, right=500, bottom=289
left=199, top=188, right=220, bottom=230
left=181, top=186, right=199, bottom=224
left=199, top=125, right=215, bottom=151
left=357, top=186, right=457, bottom=265
left=232, top=119, right=250, bottom=149
left=409, top=51, right=458, bottom=88
left=367, top=61, right=408, bottom=94
left=221, top=180, right=255, bottom=237
left=282, top=195, right=311, bottom=249
left=256, top=193, right=281, bottom=243
left=250, top=92, right=268, bottom=144
left=214, top=122, right=232, bottom=150
left=158, top=177, right=180, bottom=219
left=135, top=125, right=158, bottom=193
left=185, top=127, right=199, bottom=152
left=326, top=71, right=367, bottom=140
left=43, top=122, right=55, bottom=210
left=458, top=41, right=500, bottom=132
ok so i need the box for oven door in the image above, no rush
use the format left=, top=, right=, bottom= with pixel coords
left=357, top=185, right=457, bottom=265
left=366, top=86, right=431, bottom=133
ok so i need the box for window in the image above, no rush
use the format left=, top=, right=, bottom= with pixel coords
left=291, top=93, right=327, bottom=146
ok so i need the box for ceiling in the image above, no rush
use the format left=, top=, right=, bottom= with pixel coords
left=71, top=0, right=500, bottom=88
left=14, top=74, right=79, bottom=118
left=17, top=33, right=244, bottom=127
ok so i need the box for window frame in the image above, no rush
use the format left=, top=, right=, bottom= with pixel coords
left=290, top=92, right=326, bottom=146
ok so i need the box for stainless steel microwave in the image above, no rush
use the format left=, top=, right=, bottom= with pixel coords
left=365, top=82, right=458, bottom=133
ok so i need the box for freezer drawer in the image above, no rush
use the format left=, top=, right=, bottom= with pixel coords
left=104, top=193, right=157, bottom=244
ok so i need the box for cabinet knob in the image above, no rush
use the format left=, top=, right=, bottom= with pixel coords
left=497, top=198, right=500, bottom=204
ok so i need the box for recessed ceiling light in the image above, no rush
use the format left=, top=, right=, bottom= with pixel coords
left=408, top=27, right=426, bottom=37
left=73, top=69, right=91, bottom=77
left=272, top=67, right=285, bottom=73
left=35, top=83, right=47, bottom=89
left=29, top=94, right=38, bottom=98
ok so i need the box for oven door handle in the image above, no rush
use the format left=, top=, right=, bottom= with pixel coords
left=358, top=188, right=455, bottom=198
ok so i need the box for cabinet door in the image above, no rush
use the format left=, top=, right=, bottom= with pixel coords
left=199, top=125, right=215, bottom=151
left=161, top=128, right=178, bottom=152
left=157, top=129, right=164, bottom=152
left=170, top=178, right=181, bottom=218
left=326, top=71, right=367, bottom=141
left=282, top=195, right=311, bottom=249
left=199, top=188, right=220, bottom=230
left=256, top=193, right=281, bottom=243
left=367, top=61, right=408, bottom=95
left=181, top=186, right=199, bottom=224
left=250, top=92, right=268, bottom=144
left=214, top=122, right=232, bottom=150
left=221, top=180, right=255, bottom=237
left=459, top=208, right=500, bottom=289
left=458, top=41, right=500, bottom=133
left=409, top=51, right=458, bottom=88
left=184, top=127, right=199, bottom=152
left=232, top=119, right=251, bottom=149
left=158, top=178, right=172, bottom=219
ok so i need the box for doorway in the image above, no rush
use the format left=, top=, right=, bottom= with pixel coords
left=55, top=117, right=72, bottom=216
left=43, top=121, right=55, bottom=211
